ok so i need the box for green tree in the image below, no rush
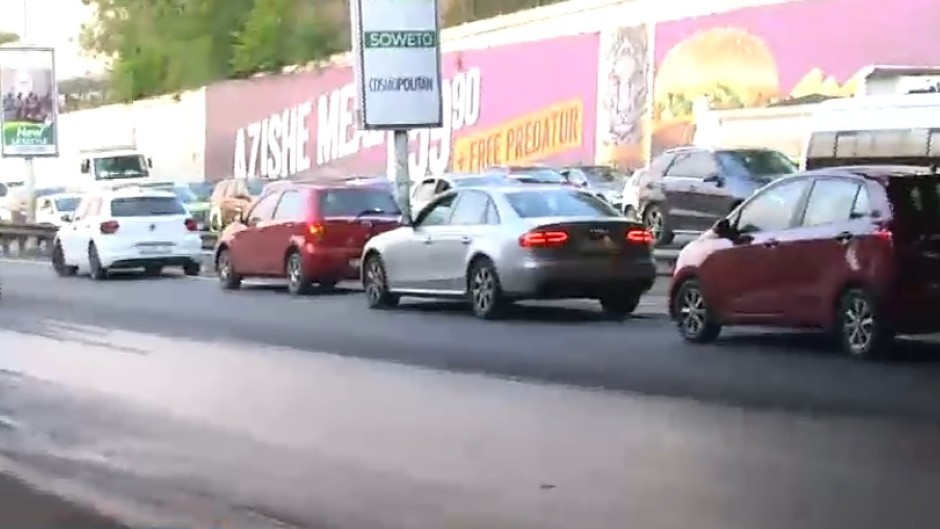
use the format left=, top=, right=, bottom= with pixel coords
left=0, top=32, right=19, bottom=45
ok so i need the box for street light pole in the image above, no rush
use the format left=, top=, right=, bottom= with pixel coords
left=20, top=0, right=38, bottom=223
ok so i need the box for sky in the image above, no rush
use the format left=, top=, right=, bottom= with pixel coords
left=0, top=0, right=107, bottom=79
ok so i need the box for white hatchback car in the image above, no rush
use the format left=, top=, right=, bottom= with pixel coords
left=51, top=186, right=203, bottom=279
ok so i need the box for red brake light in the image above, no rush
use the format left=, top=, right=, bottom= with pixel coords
left=873, top=227, right=893, bottom=243
left=99, top=220, right=119, bottom=234
left=184, top=218, right=198, bottom=231
left=626, top=228, right=654, bottom=245
left=519, top=230, right=568, bottom=248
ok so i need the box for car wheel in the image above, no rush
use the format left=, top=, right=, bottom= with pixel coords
left=51, top=241, right=77, bottom=277
left=286, top=251, right=313, bottom=295
left=673, top=279, right=721, bottom=343
left=599, top=291, right=642, bottom=320
left=468, top=258, right=507, bottom=320
left=216, top=248, right=242, bottom=290
left=643, top=204, right=674, bottom=246
left=363, top=254, right=399, bottom=309
left=143, top=265, right=163, bottom=277
left=87, top=243, right=108, bottom=281
left=182, top=261, right=201, bottom=276
left=836, top=288, right=894, bottom=359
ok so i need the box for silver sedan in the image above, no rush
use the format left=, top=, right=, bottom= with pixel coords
left=360, top=186, right=658, bottom=319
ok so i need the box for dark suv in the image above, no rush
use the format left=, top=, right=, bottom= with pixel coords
left=636, top=147, right=796, bottom=246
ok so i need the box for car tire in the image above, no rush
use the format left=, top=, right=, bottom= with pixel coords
left=182, top=261, right=201, bottom=276
left=285, top=251, right=313, bottom=296
left=467, top=257, right=507, bottom=320
left=51, top=241, right=77, bottom=277
left=216, top=248, right=242, bottom=290
left=599, top=291, right=642, bottom=320
left=363, top=254, right=399, bottom=309
left=143, top=265, right=163, bottom=277
left=836, top=288, right=894, bottom=359
left=643, top=204, right=674, bottom=246
left=673, top=279, right=721, bottom=343
left=87, top=243, right=108, bottom=281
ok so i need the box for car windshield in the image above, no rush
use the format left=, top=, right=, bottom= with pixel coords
left=576, top=167, right=626, bottom=185
left=172, top=186, right=198, bottom=204
left=505, top=189, right=619, bottom=218
left=110, top=196, right=186, bottom=217
left=54, top=197, right=81, bottom=212
left=510, top=169, right=567, bottom=184
left=188, top=182, right=214, bottom=201
left=717, top=150, right=796, bottom=177
left=320, top=188, right=401, bottom=217
left=453, top=176, right=512, bottom=187
left=93, top=155, right=149, bottom=180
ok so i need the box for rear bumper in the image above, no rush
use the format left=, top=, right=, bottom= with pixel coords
left=500, top=255, right=657, bottom=299
left=300, top=244, right=361, bottom=281
left=97, top=235, right=203, bottom=269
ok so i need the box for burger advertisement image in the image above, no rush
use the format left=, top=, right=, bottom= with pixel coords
left=649, top=0, right=940, bottom=158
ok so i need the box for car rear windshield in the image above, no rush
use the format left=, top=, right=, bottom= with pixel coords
left=505, top=189, right=619, bottom=218
left=510, top=169, right=568, bottom=183
left=887, top=176, right=940, bottom=232
left=110, top=196, right=187, bottom=217
left=54, top=197, right=80, bottom=212
left=320, top=188, right=401, bottom=217
left=717, top=150, right=796, bottom=177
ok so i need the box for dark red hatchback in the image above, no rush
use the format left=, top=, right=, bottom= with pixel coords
left=670, top=165, right=940, bottom=358
left=214, top=181, right=400, bottom=294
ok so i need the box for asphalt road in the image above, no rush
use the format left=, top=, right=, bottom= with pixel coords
left=2, top=258, right=940, bottom=528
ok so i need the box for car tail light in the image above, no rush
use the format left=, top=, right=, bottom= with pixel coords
left=306, top=222, right=325, bottom=240
left=626, top=228, right=654, bottom=244
left=99, top=220, right=119, bottom=234
left=184, top=218, right=198, bottom=231
left=519, top=230, right=568, bottom=248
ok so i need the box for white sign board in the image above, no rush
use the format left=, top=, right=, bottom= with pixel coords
left=351, top=0, right=443, bottom=130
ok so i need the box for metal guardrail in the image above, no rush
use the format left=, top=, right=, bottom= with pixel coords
left=0, top=223, right=681, bottom=275
left=0, top=222, right=217, bottom=258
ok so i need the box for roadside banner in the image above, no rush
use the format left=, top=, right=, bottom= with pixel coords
left=351, top=0, right=443, bottom=129
left=0, top=46, right=58, bottom=157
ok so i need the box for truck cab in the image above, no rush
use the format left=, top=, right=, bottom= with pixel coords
left=79, top=148, right=153, bottom=183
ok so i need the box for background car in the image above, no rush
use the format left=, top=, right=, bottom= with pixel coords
left=214, top=181, right=400, bottom=295
left=131, top=181, right=212, bottom=230
left=361, top=186, right=657, bottom=319
left=209, top=178, right=265, bottom=232
left=620, top=169, right=642, bottom=219
left=410, top=173, right=515, bottom=213
left=560, top=165, right=629, bottom=210
left=637, top=146, right=796, bottom=246
left=669, top=165, right=940, bottom=359
left=52, top=186, right=203, bottom=279
left=36, top=193, right=83, bottom=227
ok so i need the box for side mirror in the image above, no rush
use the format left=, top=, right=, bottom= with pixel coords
left=713, top=218, right=735, bottom=239
left=147, top=157, right=153, bottom=168
left=79, top=160, right=89, bottom=174
left=60, top=213, right=73, bottom=222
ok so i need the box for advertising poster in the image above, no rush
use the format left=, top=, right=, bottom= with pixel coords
left=594, top=23, right=652, bottom=171
left=204, top=33, right=600, bottom=180
left=650, top=0, right=940, bottom=158
left=0, top=46, right=58, bottom=157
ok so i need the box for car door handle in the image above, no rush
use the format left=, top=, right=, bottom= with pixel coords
left=763, top=239, right=780, bottom=248
left=460, top=236, right=472, bottom=245
left=835, top=231, right=853, bottom=244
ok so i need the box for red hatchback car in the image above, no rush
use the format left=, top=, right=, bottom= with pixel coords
left=214, top=181, right=400, bottom=294
left=670, top=165, right=940, bottom=359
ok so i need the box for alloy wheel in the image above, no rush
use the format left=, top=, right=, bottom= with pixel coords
left=471, top=267, right=494, bottom=314
left=218, top=253, right=231, bottom=282
left=364, top=259, right=384, bottom=303
left=843, top=296, right=875, bottom=354
left=678, top=287, right=706, bottom=337
left=287, top=254, right=302, bottom=289
left=645, top=208, right=663, bottom=241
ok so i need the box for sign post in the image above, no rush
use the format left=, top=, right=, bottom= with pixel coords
left=350, top=0, right=443, bottom=221
left=0, top=46, right=58, bottom=223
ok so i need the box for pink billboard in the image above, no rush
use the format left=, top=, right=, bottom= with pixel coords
left=204, top=34, right=600, bottom=181
left=650, top=0, right=940, bottom=156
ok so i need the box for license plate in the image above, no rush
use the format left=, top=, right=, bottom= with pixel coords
left=349, top=258, right=360, bottom=269
left=139, top=246, right=170, bottom=255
